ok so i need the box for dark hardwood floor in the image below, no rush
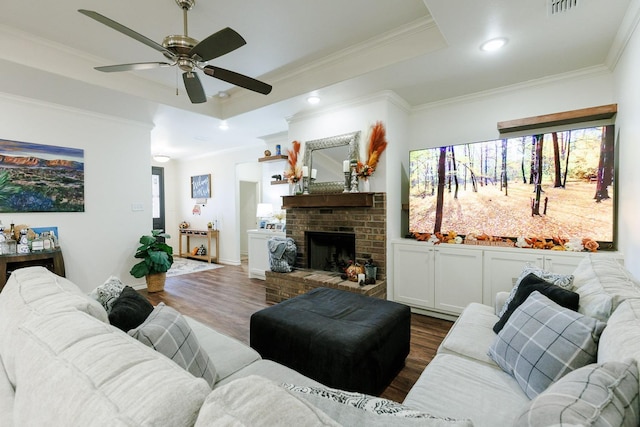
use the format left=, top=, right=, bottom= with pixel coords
left=140, top=261, right=453, bottom=402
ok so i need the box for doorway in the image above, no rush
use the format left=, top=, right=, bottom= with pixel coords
left=152, top=166, right=165, bottom=232
left=239, top=180, right=258, bottom=257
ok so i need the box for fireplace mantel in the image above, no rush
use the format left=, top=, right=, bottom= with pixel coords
left=282, top=193, right=374, bottom=208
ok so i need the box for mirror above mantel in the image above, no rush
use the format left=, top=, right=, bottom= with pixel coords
left=303, top=131, right=361, bottom=194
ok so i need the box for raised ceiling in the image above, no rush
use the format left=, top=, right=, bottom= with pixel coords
left=0, top=0, right=633, bottom=159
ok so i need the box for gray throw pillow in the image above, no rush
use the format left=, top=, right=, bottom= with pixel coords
left=488, top=291, right=606, bottom=399
left=129, top=303, right=216, bottom=388
left=515, top=360, right=640, bottom=426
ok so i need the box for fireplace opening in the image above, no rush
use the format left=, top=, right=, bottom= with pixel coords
left=306, top=231, right=355, bottom=273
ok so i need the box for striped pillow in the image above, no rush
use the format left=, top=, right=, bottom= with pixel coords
left=515, top=360, right=639, bottom=426
left=129, top=303, right=216, bottom=388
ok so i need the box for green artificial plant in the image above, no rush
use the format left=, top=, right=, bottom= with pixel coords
left=129, top=229, right=174, bottom=278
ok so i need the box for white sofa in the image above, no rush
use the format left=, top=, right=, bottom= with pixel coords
left=404, top=255, right=640, bottom=426
left=1, top=255, right=639, bottom=426
left=0, top=267, right=471, bottom=426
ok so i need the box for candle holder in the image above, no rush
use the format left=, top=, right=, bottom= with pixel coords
left=303, top=176, right=310, bottom=195
left=350, top=163, right=359, bottom=193
left=343, top=172, right=351, bottom=193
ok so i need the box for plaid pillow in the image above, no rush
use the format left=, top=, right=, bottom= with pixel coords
left=516, top=360, right=640, bottom=426
left=488, top=291, right=606, bottom=399
left=129, top=303, right=216, bottom=388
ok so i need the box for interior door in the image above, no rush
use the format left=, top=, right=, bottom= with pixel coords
left=152, top=166, right=165, bottom=232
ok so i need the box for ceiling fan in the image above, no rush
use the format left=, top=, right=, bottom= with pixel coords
left=78, top=0, right=272, bottom=104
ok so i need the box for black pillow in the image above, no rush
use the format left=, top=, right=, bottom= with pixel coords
left=108, top=286, right=154, bottom=332
left=493, top=273, right=579, bottom=333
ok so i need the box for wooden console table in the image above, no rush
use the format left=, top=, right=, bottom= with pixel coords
left=0, top=248, right=65, bottom=291
left=178, top=229, right=219, bottom=263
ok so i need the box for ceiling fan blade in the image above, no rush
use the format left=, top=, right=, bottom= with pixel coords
left=190, top=27, right=247, bottom=62
left=183, top=72, right=207, bottom=104
left=78, top=9, right=175, bottom=58
left=95, top=62, right=173, bottom=72
left=203, top=66, right=272, bottom=95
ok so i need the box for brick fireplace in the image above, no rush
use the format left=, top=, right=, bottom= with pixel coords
left=264, top=192, right=387, bottom=303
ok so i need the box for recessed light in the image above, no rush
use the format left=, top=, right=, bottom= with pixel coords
left=219, top=120, right=229, bottom=130
left=307, top=95, right=320, bottom=105
left=480, top=37, right=507, bottom=52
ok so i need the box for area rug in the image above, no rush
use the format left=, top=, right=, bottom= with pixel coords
left=167, top=257, right=224, bottom=277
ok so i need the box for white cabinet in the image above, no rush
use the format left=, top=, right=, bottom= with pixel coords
left=393, top=243, right=434, bottom=309
left=482, top=251, right=543, bottom=305
left=392, top=242, right=482, bottom=315
left=247, top=229, right=285, bottom=280
left=542, top=253, right=585, bottom=275
left=434, top=246, right=483, bottom=314
left=391, top=238, right=623, bottom=317
left=482, top=250, right=591, bottom=305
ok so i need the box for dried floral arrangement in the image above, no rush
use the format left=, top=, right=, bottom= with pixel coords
left=410, top=230, right=600, bottom=252
left=357, top=121, right=388, bottom=179
left=283, top=140, right=302, bottom=183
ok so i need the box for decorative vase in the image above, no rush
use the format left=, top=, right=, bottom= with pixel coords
left=145, top=272, right=166, bottom=293
left=360, top=177, right=370, bottom=192
left=294, top=180, right=303, bottom=195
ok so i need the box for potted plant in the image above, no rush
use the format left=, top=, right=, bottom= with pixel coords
left=129, top=229, right=173, bottom=292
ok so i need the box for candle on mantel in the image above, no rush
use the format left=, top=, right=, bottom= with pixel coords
left=302, top=166, right=309, bottom=177
left=343, top=160, right=350, bottom=173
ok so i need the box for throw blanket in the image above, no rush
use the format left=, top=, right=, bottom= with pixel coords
left=268, top=237, right=296, bottom=273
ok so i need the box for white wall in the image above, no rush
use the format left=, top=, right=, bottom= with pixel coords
left=612, top=3, right=640, bottom=278
left=288, top=92, right=407, bottom=194
left=408, top=70, right=615, bottom=151
left=0, top=93, right=152, bottom=292
left=173, top=146, right=264, bottom=265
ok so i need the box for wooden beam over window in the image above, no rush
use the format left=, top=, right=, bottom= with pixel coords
left=497, top=104, right=617, bottom=134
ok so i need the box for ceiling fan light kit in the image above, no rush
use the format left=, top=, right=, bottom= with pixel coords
left=78, top=0, right=272, bottom=104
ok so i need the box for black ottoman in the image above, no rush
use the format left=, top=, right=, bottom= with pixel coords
left=250, top=287, right=411, bottom=395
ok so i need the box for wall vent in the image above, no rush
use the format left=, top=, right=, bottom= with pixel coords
left=550, top=0, right=578, bottom=15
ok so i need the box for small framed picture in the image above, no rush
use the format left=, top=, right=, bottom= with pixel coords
left=259, top=220, right=267, bottom=229
left=275, top=223, right=284, bottom=231
left=265, top=223, right=275, bottom=230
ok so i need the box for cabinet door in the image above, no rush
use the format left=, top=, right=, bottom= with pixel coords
left=434, top=246, right=483, bottom=314
left=393, top=244, right=434, bottom=309
left=483, top=250, right=543, bottom=305
left=247, top=233, right=270, bottom=279
left=543, top=253, right=585, bottom=275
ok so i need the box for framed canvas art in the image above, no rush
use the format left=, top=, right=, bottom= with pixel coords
left=0, top=139, right=84, bottom=212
